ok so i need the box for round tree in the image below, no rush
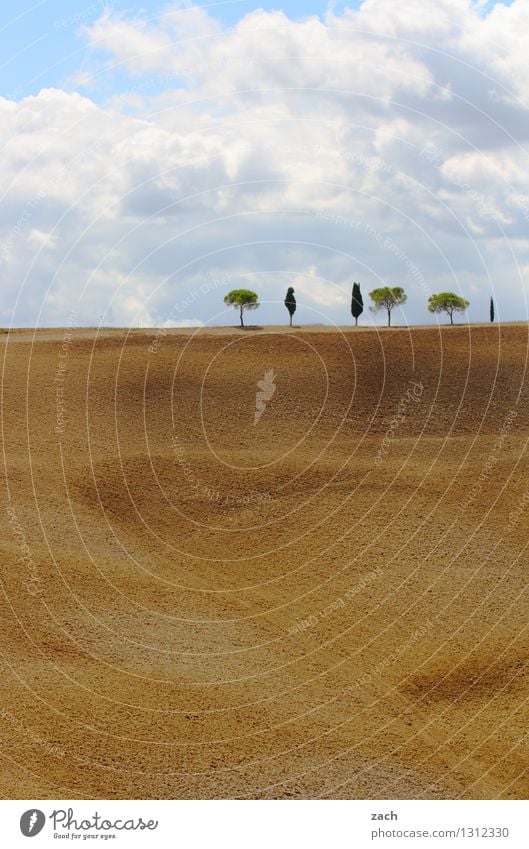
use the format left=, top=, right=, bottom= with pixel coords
left=351, top=282, right=363, bottom=326
left=369, top=286, right=407, bottom=327
left=224, top=289, right=260, bottom=328
left=428, top=292, right=469, bottom=325
left=284, top=287, right=296, bottom=327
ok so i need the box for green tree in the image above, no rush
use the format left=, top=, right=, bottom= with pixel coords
left=490, top=297, right=495, bottom=323
left=369, top=286, right=407, bottom=327
left=284, top=287, right=296, bottom=327
left=224, top=289, right=260, bottom=328
left=351, top=282, right=363, bottom=326
left=428, top=292, right=469, bottom=325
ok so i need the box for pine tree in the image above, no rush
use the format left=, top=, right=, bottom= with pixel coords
left=223, top=289, right=259, bottom=327
left=428, top=292, right=469, bottom=325
left=370, top=286, right=407, bottom=327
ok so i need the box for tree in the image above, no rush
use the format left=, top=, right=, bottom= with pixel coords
left=284, top=287, right=296, bottom=327
left=490, top=297, right=495, bottom=323
left=224, top=289, right=259, bottom=328
left=428, top=292, right=469, bottom=325
left=369, top=286, right=407, bottom=327
left=351, top=282, right=363, bottom=326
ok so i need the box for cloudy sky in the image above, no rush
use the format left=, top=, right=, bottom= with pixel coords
left=1, top=0, right=529, bottom=327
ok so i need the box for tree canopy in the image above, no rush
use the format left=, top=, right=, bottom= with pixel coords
left=224, top=289, right=260, bottom=327
left=369, top=286, right=407, bottom=327
left=428, top=292, right=469, bottom=325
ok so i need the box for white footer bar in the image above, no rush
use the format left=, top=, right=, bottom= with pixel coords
left=2, top=799, right=528, bottom=848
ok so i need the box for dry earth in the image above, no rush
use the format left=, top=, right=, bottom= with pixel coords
left=0, top=323, right=528, bottom=799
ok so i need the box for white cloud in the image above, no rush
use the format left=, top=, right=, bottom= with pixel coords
left=292, top=267, right=349, bottom=307
left=163, top=318, right=205, bottom=327
left=82, top=10, right=176, bottom=76
left=27, top=229, right=58, bottom=250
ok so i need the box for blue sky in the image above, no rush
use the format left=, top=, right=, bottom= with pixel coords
left=1, top=0, right=528, bottom=328
left=0, top=0, right=514, bottom=102
left=0, top=1, right=353, bottom=100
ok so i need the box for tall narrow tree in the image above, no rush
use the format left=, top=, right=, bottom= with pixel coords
left=490, top=297, right=495, bottom=323
left=351, top=282, right=363, bottom=326
left=284, top=287, right=296, bottom=327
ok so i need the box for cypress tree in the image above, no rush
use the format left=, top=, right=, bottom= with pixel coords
left=284, top=287, right=296, bottom=327
left=490, top=297, right=495, bottom=323
left=351, top=282, right=363, bottom=326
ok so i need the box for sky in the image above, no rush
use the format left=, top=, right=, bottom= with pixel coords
left=1, top=0, right=528, bottom=328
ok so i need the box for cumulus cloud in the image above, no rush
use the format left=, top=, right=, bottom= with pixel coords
left=163, top=317, right=205, bottom=327
left=3, top=0, right=529, bottom=327
left=292, top=266, right=349, bottom=308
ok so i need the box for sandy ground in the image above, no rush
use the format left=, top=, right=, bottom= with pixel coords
left=0, top=323, right=528, bottom=799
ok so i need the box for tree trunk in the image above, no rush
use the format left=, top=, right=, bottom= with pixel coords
left=290, top=314, right=292, bottom=327
left=355, top=317, right=358, bottom=326
left=240, top=305, right=244, bottom=327
left=450, top=312, right=453, bottom=325
left=387, top=308, right=391, bottom=327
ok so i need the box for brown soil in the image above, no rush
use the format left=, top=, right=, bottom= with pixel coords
left=1, top=323, right=528, bottom=799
